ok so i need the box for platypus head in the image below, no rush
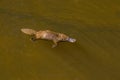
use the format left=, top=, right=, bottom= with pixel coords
left=66, top=38, right=76, bottom=43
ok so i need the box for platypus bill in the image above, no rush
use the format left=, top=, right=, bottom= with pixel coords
left=21, top=28, right=76, bottom=48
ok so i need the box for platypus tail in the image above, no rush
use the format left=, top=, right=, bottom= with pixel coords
left=21, top=28, right=37, bottom=35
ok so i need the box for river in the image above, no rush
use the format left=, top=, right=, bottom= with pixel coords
left=0, top=0, right=120, bottom=80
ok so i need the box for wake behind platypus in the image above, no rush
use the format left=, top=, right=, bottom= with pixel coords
left=21, top=28, right=76, bottom=48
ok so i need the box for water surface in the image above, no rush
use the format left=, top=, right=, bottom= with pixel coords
left=0, top=0, right=120, bottom=80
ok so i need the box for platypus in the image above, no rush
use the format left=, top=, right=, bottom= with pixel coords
left=21, top=28, right=76, bottom=48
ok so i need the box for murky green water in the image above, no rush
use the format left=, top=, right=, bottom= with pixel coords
left=0, top=0, right=120, bottom=80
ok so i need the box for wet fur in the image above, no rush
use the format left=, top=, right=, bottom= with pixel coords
left=33, top=30, right=70, bottom=47
left=21, top=29, right=76, bottom=48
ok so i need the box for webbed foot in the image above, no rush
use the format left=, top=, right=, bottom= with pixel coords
left=52, top=44, right=57, bottom=48
left=30, top=37, right=36, bottom=41
left=52, top=40, right=58, bottom=48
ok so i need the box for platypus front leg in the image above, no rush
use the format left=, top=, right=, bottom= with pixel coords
left=52, top=40, right=58, bottom=48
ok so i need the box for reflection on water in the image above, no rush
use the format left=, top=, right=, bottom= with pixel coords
left=0, top=0, right=120, bottom=80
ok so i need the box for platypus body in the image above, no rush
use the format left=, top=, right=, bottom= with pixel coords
left=21, top=28, right=76, bottom=48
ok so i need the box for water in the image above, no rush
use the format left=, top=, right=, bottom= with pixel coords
left=0, top=0, right=120, bottom=80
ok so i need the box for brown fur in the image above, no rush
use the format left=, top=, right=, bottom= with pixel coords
left=34, top=30, right=70, bottom=47
left=21, top=29, right=76, bottom=48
